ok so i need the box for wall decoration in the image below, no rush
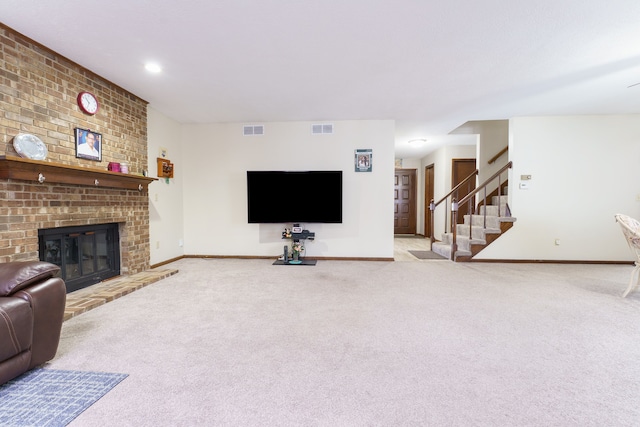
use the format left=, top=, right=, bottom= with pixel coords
left=77, top=91, right=99, bottom=115
left=75, top=128, right=102, bottom=161
left=157, top=157, right=174, bottom=178
left=355, top=149, right=372, bottom=172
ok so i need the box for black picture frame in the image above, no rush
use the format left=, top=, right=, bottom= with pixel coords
left=75, top=128, right=102, bottom=161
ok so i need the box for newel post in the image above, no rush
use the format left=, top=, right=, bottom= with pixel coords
left=451, top=198, right=458, bottom=260
left=429, top=199, right=435, bottom=243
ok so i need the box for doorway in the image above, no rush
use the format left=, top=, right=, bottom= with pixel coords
left=451, top=159, right=476, bottom=224
left=394, top=168, right=417, bottom=235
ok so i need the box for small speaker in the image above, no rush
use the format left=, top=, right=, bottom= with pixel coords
left=283, top=245, right=288, bottom=262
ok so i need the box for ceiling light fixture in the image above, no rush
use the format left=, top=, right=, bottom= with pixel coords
left=144, top=63, right=162, bottom=73
left=408, top=138, right=427, bottom=144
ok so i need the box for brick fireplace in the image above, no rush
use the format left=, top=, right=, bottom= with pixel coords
left=0, top=174, right=151, bottom=279
left=0, top=24, right=153, bottom=280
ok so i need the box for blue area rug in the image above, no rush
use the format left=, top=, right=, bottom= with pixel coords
left=0, top=368, right=128, bottom=427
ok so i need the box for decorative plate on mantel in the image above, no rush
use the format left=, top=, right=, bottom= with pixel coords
left=13, top=133, right=48, bottom=160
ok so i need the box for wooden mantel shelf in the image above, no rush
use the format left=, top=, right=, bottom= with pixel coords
left=0, top=156, right=157, bottom=191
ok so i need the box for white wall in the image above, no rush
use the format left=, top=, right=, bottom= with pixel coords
left=147, top=113, right=639, bottom=263
left=477, top=114, right=640, bottom=261
left=180, top=120, right=395, bottom=259
left=147, top=107, right=185, bottom=265
left=477, top=120, right=509, bottom=184
left=452, top=120, right=509, bottom=183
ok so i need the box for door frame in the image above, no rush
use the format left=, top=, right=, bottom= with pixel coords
left=394, top=168, right=417, bottom=235
left=451, top=158, right=477, bottom=224
left=424, top=163, right=434, bottom=239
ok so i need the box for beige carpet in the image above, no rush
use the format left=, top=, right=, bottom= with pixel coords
left=47, top=258, right=640, bottom=426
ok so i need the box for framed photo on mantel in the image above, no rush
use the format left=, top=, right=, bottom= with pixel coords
left=75, top=128, right=102, bottom=162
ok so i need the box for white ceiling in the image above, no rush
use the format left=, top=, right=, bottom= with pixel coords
left=2, top=0, right=640, bottom=158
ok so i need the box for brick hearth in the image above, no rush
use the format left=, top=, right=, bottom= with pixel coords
left=64, top=266, right=179, bottom=321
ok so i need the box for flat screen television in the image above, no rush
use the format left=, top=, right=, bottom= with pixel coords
left=247, top=170, right=343, bottom=223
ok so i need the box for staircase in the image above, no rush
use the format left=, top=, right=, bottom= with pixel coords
left=432, top=194, right=516, bottom=261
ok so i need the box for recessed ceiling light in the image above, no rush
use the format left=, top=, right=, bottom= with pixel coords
left=144, top=63, right=162, bottom=73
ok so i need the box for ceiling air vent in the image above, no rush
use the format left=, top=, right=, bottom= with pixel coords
left=243, top=125, right=264, bottom=136
left=311, top=123, right=333, bottom=134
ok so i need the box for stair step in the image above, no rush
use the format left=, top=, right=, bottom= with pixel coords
left=464, top=214, right=501, bottom=228
left=454, top=250, right=472, bottom=260
left=456, top=224, right=501, bottom=239
left=432, top=241, right=475, bottom=259
left=440, top=229, right=499, bottom=243
left=437, top=233, right=486, bottom=251
left=431, top=241, right=451, bottom=259
left=491, top=194, right=508, bottom=203
left=479, top=205, right=510, bottom=216
left=456, top=235, right=486, bottom=251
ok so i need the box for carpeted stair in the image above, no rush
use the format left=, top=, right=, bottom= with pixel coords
left=432, top=195, right=516, bottom=261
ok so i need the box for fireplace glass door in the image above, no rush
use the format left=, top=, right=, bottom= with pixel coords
left=39, top=223, right=120, bottom=293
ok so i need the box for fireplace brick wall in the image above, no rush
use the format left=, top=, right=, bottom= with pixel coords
left=0, top=24, right=151, bottom=274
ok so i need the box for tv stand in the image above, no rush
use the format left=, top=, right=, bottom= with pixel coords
left=272, top=259, right=317, bottom=266
left=275, top=227, right=317, bottom=266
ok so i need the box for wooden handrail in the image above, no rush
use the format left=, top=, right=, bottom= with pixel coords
left=432, top=169, right=478, bottom=208
left=458, top=161, right=512, bottom=207
left=487, top=146, right=508, bottom=164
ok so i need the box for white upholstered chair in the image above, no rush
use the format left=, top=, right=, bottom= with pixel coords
left=615, top=214, right=640, bottom=297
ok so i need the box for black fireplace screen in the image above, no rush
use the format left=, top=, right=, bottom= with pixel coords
left=39, top=223, right=120, bottom=293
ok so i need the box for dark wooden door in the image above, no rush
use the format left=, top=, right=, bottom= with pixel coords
left=452, top=159, right=476, bottom=224
left=424, top=164, right=435, bottom=238
left=394, top=169, right=416, bottom=235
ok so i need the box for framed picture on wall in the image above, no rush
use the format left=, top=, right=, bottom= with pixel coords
left=75, top=128, right=102, bottom=161
left=355, top=149, right=372, bottom=172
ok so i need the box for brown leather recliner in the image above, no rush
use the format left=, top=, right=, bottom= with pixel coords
left=0, top=261, right=66, bottom=385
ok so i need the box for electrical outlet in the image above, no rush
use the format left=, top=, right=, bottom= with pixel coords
left=178, top=239, right=183, bottom=247
left=554, top=239, right=560, bottom=246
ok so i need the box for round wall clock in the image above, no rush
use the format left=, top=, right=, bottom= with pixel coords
left=77, top=91, right=99, bottom=115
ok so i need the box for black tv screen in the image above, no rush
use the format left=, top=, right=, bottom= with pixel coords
left=247, top=171, right=343, bottom=223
